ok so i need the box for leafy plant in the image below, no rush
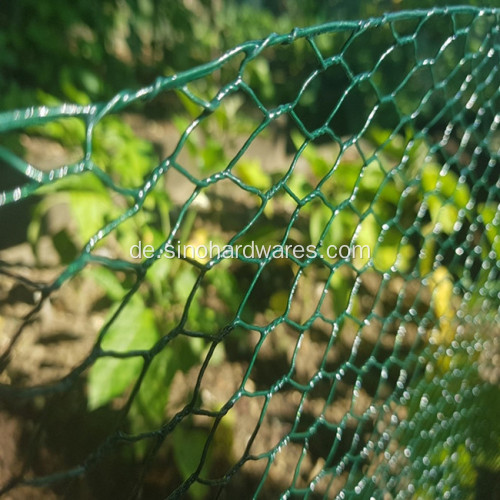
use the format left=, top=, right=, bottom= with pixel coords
left=25, top=93, right=242, bottom=482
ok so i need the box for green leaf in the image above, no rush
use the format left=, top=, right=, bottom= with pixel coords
left=200, top=136, right=226, bottom=173
left=368, top=126, right=406, bottom=158
left=368, top=227, right=414, bottom=272
left=174, top=267, right=198, bottom=303
left=479, top=202, right=500, bottom=255
left=325, top=210, right=354, bottom=248
left=309, top=205, right=330, bottom=244
left=235, top=158, right=271, bottom=190
left=128, top=348, right=173, bottom=436
left=329, top=268, right=354, bottom=317
left=61, top=72, right=92, bottom=105
left=354, top=213, right=379, bottom=268
left=302, top=144, right=331, bottom=179
left=172, top=425, right=210, bottom=500
left=357, top=213, right=378, bottom=248
left=86, top=266, right=125, bottom=301
left=247, top=58, right=274, bottom=101
left=291, top=130, right=305, bottom=151
left=332, top=162, right=363, bottom=196
left=92, top=116, right=157, bottom=186
left=87, top=297, right=158, bottom=410
left=427, top=194, right=459, bottom=234
left=130, top=337, right=201, bottom=435
left=286, top=172, right=311, bottom=200
left=421, top=163, right=470, bottom=211
left=52, top=229, right=79, bottom=264
left=176, top=89, right=203, bottom=119
left=357, top=161, right=385, bottom=193
left=68, top=191, right=116, bottom=243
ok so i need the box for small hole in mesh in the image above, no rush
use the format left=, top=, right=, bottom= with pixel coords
left=391, top=18, right=422, bottom=39
left=240, top=258, right=296, bottom=323
left=370, top=41, right=417, bottom=99
left=452, top=11, right=478, bottom=31
left=217, top=455, right=268, bottom=497
left=343, top=24, right=394, bottom=76
left=246, top=324, right=297, bottom=390
left=468, top=13, right=498, bottom=47
left=287, top=268, right=325, bottom=325
left=242, top=37, right=319, bottom=111
left=225, top=392, right=266, bottom=455
left=264, top=441, right=304, bottom=494
left=20, top=118, right=85, bottom=171
left=184, top=270, right=242, bottom=336
left=313, top=30, right=354, bottom=61
left=329, top=80, right=379, bottom=139
left=392, top=65, right=433, bottom=118
left=416, top=14, right=455, bottom=61
left=122, top=112, right=183, bottom=161
left=91, top=115, right=158, bottom=189
left=292, top=332, right=325, bottom=386
left=434, top=31, right=468, bottom=81
left=319, top=264, right=358, bottom=320
left=249, top=389, right=298, bottom=455
left=306, top=422, right=342, bottom=464
left=293, top=65, right=350, bottom=135
left=1, top=272, right=105, bottom=388
left=231, top=115, right=290, bottom=179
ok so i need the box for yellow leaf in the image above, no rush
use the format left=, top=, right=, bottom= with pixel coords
left=429, top=266, right=454, bottom=320
left=428, top=266, right=456, bottom=346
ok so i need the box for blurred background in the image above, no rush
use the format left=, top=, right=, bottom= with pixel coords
left=0, top=1, right=499, bottom=499
left=0, top=0, right=490, bottom=112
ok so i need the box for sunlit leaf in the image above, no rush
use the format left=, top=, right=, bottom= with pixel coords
left=87, top=297, right=158, bottom=410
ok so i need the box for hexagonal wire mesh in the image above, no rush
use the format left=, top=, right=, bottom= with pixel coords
left=0, top=6, right=499, bottom=500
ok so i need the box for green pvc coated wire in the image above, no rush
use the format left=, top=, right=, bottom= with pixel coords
left=0, top=6, right=499, bottom=499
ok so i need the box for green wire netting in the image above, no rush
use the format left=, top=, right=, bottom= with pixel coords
left=0, top=6, right=499, bottom=499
